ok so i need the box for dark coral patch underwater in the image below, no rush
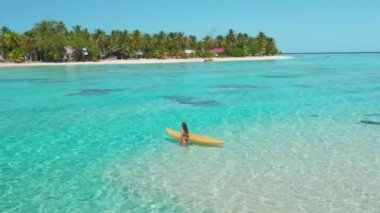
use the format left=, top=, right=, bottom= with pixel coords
left=163, top=95, right=220, bottom=107
left=214, top=84, right=262, bottom=90
left=65, top=89, right=126, bottom=96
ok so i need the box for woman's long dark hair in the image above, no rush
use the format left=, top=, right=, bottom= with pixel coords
left=182, top=122, right=189, bottom=134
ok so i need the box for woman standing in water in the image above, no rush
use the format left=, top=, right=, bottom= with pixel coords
left=180, top=122, right=189, bottom=146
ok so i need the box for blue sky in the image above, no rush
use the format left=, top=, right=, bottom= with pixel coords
left=1, top=0, right=379, bottom=52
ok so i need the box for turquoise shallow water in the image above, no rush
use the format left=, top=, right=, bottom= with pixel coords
left=1, top=54, right=380, bottom=212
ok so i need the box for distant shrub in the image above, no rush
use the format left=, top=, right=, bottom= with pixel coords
left=230, top=48, right=246, bottom=57
left=200, top=52, right=214, bottom=58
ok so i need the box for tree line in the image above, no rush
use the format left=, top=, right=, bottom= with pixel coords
left=0, top=20, right=279, bottom=62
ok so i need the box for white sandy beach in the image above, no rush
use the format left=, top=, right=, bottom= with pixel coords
left=0, top=55, right=293, bottom=68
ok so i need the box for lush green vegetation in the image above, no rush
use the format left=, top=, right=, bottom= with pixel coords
left=0, top=21, right=279, bottom=62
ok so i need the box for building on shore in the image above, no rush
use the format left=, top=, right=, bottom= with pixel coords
left=63, top=46, right=74, bottom=61
left=185, top=49, right=196, bottom=54
left=82, top=48, right=89, bottom=61
left=136, top=50, right=144, bottom=59
left=208, top=47, right=225, bottom=56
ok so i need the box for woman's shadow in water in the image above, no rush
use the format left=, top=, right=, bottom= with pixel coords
left=164, top=138, right=224, bottom=148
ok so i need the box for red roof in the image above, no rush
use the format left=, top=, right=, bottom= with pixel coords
left=208, top=48, right=225, bottom=54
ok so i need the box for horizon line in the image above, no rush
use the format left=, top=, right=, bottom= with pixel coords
left=284, top=51, right=380, bottom=54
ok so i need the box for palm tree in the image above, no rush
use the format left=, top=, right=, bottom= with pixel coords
left=153, top=49, right=168, bottom=59
left=120, top=30, right=131, bottom=59
left=202, top=35, right=215, bottom=51
left=166, top=32, right=185, bottom=56
left=215, top=35, right=225, bottom=48
left=266, top=38, right=278, bottom=55
left=0, top=27, right=11, bottom=53
left=22, top=31, right=37, bottom=61
left=188, top=35, right=197, bottom=50
left=72, top=25, right=82, bottom=34
left=177, top=32, right=187, bottom=51
left=225, top=29, right=236, bottom=52
left=68, top=25, right=100, bottom=61
left=3, top=32, right=20, bottom=51
left=69, top=25, right=85, bottom=61
left=0, top=34, right=4, bottom=55
left=1, top=26, right=11, bottom=35
left=109, top=30, right=128, bottom=59
left=8, top=48, right=25, bottom=63
left=109, top=30, right=120, bottom=55
left=0, top=27, right=11, bottom=54
left=255, top=32, right=268, bottom=56
left=131, top=30, right=142, bottom=52
left=237, top=33, right=249, bottom=48
left=226, top=29, right=235, bottom=41
left=93, top=29, right=107, bottom=58
left=142, top=33, right=153, bottom=58
left=154, top=31, right=168, bottom=54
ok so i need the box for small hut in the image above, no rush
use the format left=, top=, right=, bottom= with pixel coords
left=208, top=48, right=225, bottom=56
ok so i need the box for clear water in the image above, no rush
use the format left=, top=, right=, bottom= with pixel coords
left=1, top=54, right=380, bottom=212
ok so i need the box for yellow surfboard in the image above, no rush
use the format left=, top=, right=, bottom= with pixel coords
left=165, top=128, right=224, bottom=146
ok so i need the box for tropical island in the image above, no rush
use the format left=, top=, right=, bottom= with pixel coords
left=0, top=20, right=285, bottom=65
